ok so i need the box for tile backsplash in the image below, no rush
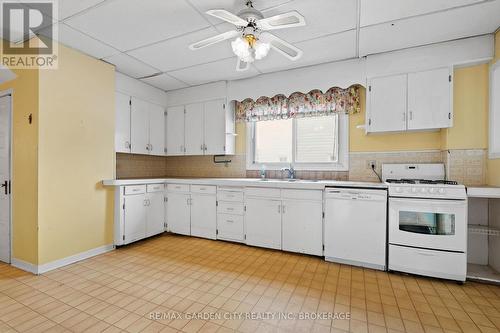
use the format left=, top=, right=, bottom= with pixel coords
left=116, top=149, right=488, bottom=186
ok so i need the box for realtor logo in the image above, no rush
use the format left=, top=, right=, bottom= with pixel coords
left=1, top=0, right=58, bottom=69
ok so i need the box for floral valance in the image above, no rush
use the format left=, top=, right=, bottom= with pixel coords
left=235, top=86, right=360, bottom=122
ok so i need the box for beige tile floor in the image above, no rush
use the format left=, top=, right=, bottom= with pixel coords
left=1, top=234, right=500, bottom=333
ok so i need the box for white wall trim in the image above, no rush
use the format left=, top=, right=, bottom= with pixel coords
left=12, top=244, right=115, bottom=275
left=38, top=244, right=115, bottom=274
left=11, top=258, right=38, bottom=274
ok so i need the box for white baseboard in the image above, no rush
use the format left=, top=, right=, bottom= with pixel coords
left=12, top=244, right=115, bottom=275
left=11, top=258, right=39, bottom=274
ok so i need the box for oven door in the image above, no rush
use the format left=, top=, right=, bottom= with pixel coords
left=389, top=197, right=467, bottom=252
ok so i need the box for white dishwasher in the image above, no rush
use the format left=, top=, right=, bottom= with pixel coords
left=324, top=187, right=388, bottom=270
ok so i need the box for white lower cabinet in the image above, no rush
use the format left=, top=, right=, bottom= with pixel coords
left=191, top=193, right=217, bottom=239
left=245, top=197, right=282, bottom=250
left=282, top=199, right=323, bottom=256
left=217, top=187, right=245, bottom=242
left=166, top=184, right=216, bottom=239
left=117, top=184, right=166, bottom=246
left=166, top=192, right=191, bottom=236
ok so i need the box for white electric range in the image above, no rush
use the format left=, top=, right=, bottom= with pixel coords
left=383, top=164, right=468, bottom=282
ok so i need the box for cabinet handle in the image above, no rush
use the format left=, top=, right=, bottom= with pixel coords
left=200, top=144, right=204, bottom=151
left=278, top=205, right=281, bottom=213
left=150, top=144, right=153, bottom=151
left=226, top=207, right=234, bottom=211
left=409, top=111, right=413, bottom=120
left=226, top=220, right=234, bottom=223
left=125, top=141, right=130, bottom=149
left=282, top=205, right=285, bottom=214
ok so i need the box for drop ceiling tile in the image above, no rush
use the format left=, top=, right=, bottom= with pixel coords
left=167, top=57, right=259, bottom=86
left=58, top=0, right=107, bottom=20
left=360, top=0, right=484, bottom=27
left=103, top=53, right=159, bottom=79
left=262, top=0, right=357, bottom=43
left=65, top=0, right=210, bottom=51
left=254, top=29, right=357, bottom=73
left=188, top=0, right=293, bottom=25
left=359, top=0, right=500, bottom=56
left=141, top=74, right=188, bottom=91
left=128, top=27, right=235, bottom=72
left=38, top=23, right=119, bottom=59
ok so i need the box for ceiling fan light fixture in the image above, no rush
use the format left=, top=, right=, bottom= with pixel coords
left=254, top=40, right=270, bottom=60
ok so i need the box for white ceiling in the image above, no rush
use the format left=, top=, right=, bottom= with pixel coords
left=29, top=0, right=500, bottom=91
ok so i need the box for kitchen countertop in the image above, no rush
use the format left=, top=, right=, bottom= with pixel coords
left=467, top=186, right=500, bottom=198
left=102, top=178, right=388, bottom=190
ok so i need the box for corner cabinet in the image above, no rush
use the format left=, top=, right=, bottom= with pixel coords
left=367, top=67, right=453, bottom=133
left=165, top=99, right=235, bottom=156
left=115, top=92, right=166, bottom=156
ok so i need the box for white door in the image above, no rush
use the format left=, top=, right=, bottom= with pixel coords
left=115, top=92, right=131, bottom=153
left=367, top=74, right=408, bottom=132
left=184, top=103, right=204, bottom=155
left=204, top=99, right=226, bottom=155
left=167, top=193, right=191, bottom=235
left=166, top=106, right=185, bottom=156
left=282, top=200, right=323, bottom=256
left=148, top=104, right=165, bottom=156
left=389, top=198, right=467, bottom=252
left=124, top=194, right=147, bottom=244
left=191, top=194, right=216, bottom=239
left=130, top=97, right=150, bottom=155
left=408, top=68, right=452, bottom=130
left=146, top=191, right=165, bottom=237
left=245, top=198, right=282, bottom=250
left=0, top=95, right=11, bottom=263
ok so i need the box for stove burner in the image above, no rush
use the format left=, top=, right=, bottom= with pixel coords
left=386, top=179, right=459, bottom=185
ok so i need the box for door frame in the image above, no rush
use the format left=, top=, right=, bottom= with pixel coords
left=0, top=89, right=13, bottom=263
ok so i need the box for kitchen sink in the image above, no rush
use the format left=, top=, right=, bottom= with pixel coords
left=258, top=178, right=319, bottom=183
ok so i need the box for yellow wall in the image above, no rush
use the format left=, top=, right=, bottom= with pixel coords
left=442, top=64, right=489, bottom=150
left=37, top=44, right=115, bottom=264
left=0, top=68, right=39, bottom=265
left=487, top=31, right=500, bottom=186
left=350, top=88, right=442, bottom=152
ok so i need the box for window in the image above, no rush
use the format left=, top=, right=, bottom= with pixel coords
left=248, top=114, right=349, bottom=171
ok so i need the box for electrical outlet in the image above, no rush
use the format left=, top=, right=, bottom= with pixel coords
left=367, top=160, right=377, bottom=170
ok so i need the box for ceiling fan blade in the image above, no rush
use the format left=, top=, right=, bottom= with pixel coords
left=236, top=58, right=250, bottom=72
left=256, top=11, right=306, bottom=30
left=260, top=32, right=303, bottom=61
left=206, top=9, right=248, bottom=27
left=189, top=30, right=239, bottom=50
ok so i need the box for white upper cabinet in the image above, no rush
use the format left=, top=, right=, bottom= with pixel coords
left=166, top=106, right=185, bottom=156
left=184, top=103, right=204, bottom=156
left=165, top=99, right=234, bottom=156
left=367, top=74, right=408, bottom=133
left=148, top=104, right=166, bottom=156
left=367, top=67, right=453, bottom=133
left=130, top=98, right=150, bottom=155
left=407, top=67, right=452, bottom=130
left=204, top=99, right=226, bottom=155
left=115, top=92, right=131, bottom=153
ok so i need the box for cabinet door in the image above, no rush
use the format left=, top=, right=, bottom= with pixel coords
left=115, top=92, right=131, bottom=153
left=166, top=106, right=185, bottom=156
left=191, top=194, right=216, bottom=239
left=282, top=199, right=323, bottom=256
left=124, top=194, right=147, bottom=244
left=146, top=192, right=165, bottom=237
left=245, top=198, right=282, bottom=250
left=166, top=193, right=190, bottom=235
left=149, top=104, right=166, bottom=156
left=184, top=103, right=204, bottom=155
left=204, top=99, right=226, bottom=155
left=217, top=214, right=244, bottom=242
left=367, top=74, right=407, bottom=133
left=131, top=98, right=150, bottom=154
left=408, top=68, right=452, bottom=130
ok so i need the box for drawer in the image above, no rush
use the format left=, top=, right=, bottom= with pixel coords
left=282, top=189, right=322, bottom=201
left=217, top=202, right=244, bottom=215
left=147, top=184, right=164, bottom=193
left=217, top=190, right=244, bottom=202
left=167, top=184, right=190, bottom=193
left=191, top=185, right=216, bottom=195
left=245, top=187, right=281, bottom=198
left=124, top=185, right=146, bottom=195
left=217, top=214, right=244, bottom=242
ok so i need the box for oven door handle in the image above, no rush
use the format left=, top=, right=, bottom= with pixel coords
left=389, top=197, right=466, bottom=207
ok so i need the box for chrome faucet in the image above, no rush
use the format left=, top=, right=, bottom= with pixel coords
left=281, top=164, right=296, bottom=179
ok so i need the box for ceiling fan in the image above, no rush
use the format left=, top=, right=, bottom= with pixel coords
left=189, top=0, right=306, bottom=71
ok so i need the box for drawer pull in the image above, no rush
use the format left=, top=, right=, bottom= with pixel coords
left=226, top=208, right=234, bottom=211
left=226, top=220, right=234, bottom=223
